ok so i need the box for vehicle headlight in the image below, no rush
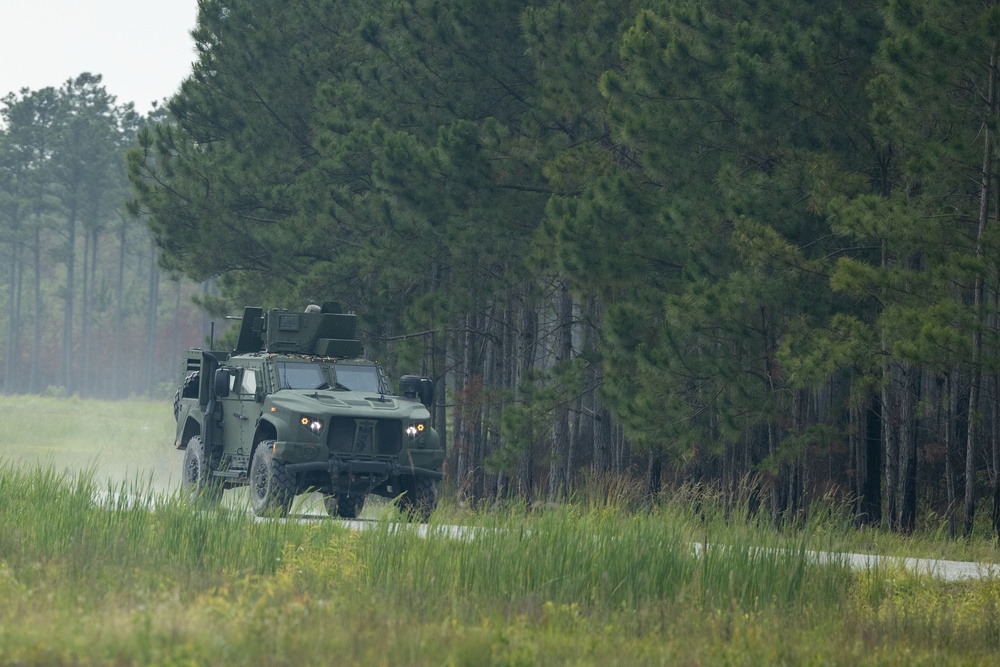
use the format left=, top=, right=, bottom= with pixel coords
left=406, top=422, right=427, bottom=438
left=300, top=415, right=324, bottom=435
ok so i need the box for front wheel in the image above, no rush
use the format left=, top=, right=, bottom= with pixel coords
left=180, top=435, right=222, bottom=506
left=249, top=441, right=295, bottom=516
left=399, top=477, right=438, bottom=522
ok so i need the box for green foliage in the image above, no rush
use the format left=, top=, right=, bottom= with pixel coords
left=118, top=0, right=1000, bottom=530
left=778, top=314, right=879, bottom=389
left=493, top=360, right=587, bottom=476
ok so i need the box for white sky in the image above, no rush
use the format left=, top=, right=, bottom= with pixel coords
left=1, top=0, right=200, bottom=114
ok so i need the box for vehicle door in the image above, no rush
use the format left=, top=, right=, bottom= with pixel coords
left=219, top=369, right=246, bottom=456
left=229, top=365, right=264, bottom=471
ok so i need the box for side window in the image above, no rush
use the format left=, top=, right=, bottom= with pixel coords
left=240, top=369, right=258, bottom=395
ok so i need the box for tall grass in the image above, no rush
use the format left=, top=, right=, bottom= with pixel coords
left=1, top=460, right=998, bottom=665
left=0, top=458, right=849, bottom=615
left=0, top=460, right=342, bottom=597
left=1, top=390, right=999, bottom=665
left=358, top=506, right=851, bottom=616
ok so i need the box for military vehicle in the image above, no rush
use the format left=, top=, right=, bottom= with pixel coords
left=172, top=302, right=443, bottom=519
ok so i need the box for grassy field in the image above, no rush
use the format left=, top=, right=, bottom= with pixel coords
left=1, top=396, right=999, bottom=665
left=0, top=394, right=178, bottom=492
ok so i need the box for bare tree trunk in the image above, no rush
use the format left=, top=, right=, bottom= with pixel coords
left=61, top=200, right=78, bottom=393
left=4, top=242, right=23, bottom=393
left=455, top=313, right=481, bottom=504
left=946, top=370, right=959, bottom=538
left=850, top=398, right=864, bottom=521
left=614, top=423, right=629, bottom=475
left=29, top=222, right=43, bottom=393
left=966, top=43, right=997, bottom=537
left=143, top=239, right=160, bottom=394
left=897, top=364, right=918, bottom=533
left=863, top=393, right=883, bottom=526
left=80, top=228, right=92, bottom=396
left=991, top=372, right=1000, bottom=539
left=515, top=294, right=537, bottom=499
left=86, top=226, right=99, bottom=394
left=481, top=303, right=503, bottom=502
left=966, top=372, right=983, bottom=537
left=548, top=281, right=573, bottom=501
left=882, top=363, right=899, bottom=531
left=112, top=216, right=126, bottom=398
left=434, top=328, right=449, bottom=486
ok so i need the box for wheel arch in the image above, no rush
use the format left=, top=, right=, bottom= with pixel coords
left=178, top=417, right=203, bottom=450
left=251, top=419, right=278, bottom=459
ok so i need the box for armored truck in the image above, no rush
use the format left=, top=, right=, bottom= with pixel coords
left=172, top=302, right=443, bottom=519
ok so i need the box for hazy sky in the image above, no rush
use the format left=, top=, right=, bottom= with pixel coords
left=1, top=0, right=200, bottom=114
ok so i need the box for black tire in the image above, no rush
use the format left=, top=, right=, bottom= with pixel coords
left=180, top=435, right=222, bottom=506
left=399, top=477, right=438, bottom=522
left=250, top=441, right=295, bottom=516
left=323, top=494, right=366, bottom=519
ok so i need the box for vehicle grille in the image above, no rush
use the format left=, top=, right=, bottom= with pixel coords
left=327, top=418, right=402, bottom=457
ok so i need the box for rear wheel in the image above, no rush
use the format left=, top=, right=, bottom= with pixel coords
left=399, top=477, right=438, bottom=522
left=249, top=441, right=295, bottom=516
left=323, top=494, right=366, bottom=519
left=180, top=435, right=222, bottom=506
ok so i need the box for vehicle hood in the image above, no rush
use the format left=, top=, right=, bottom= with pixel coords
left=264, top=389, right=429, bottom=420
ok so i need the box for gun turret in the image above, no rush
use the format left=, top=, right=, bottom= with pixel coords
left=233, top=304, right=363, bottom=358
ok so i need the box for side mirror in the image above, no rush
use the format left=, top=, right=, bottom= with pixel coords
left=399, top=375, right=420, bottom=399
left=214, top=368, right=232, bottom=398
left=419, top=378, right=434, bottom=408
left=399, top=375, right=434, bottom=408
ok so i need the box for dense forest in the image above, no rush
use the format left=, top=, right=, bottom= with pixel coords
left=7, top=0, right=1000, bottom=536
left=0, top=74, right=213, bottom=399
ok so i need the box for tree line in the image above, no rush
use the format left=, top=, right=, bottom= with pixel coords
left=126, top=0, right=1000, bottom=535
left=0, top=74, right=207, bottom=399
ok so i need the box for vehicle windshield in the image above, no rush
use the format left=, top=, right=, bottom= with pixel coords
left=274, top=361, right=385, bottom=393
left=276, top=362, right=328, bottom=390
left=333, top=364, right=384, bottom=393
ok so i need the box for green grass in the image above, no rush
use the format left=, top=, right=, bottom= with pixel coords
left=0, top=394, right=177, bottom=491
left=1, top=395, right=999, bottom=664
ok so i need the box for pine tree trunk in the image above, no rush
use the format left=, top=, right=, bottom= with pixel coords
left=434, top=328, right=449, bottom=486
left=515, top=296, right=537, bottom=499
left=966, top=42, right=996, bottom=537
left=991, top=372, right=1000, bottom=539
left=86, top=227, right=99, bottom=394
left=112, top=217, right=126, bottom=398
left=61, top=201, right=78, bottom=392
left=882, top=363, right=899, bottom=531
left=897, top=365, right=917, bottom=533
left=850, top=398, right=864, bottom=522
left=4, top=243, right=21, bottom=393
left=946, top=370, right=959, bottom=538
left=143, top=239, right=160, bottom=395
left=548, top=281, right=573, bottom=501
left=30, top=223, right=42, bottom=393
left=80, top=229, right=92, bottom=396
left=454, top=315, right=472, bottom=501
left=863, top=395, right=882, bottom=526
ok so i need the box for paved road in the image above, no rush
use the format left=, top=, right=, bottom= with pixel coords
left=813, top=550, right=1000, bottom=581
left=323, top=515, right=1000, bottom=582
left=91, top=493, right=1000, bottom=581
